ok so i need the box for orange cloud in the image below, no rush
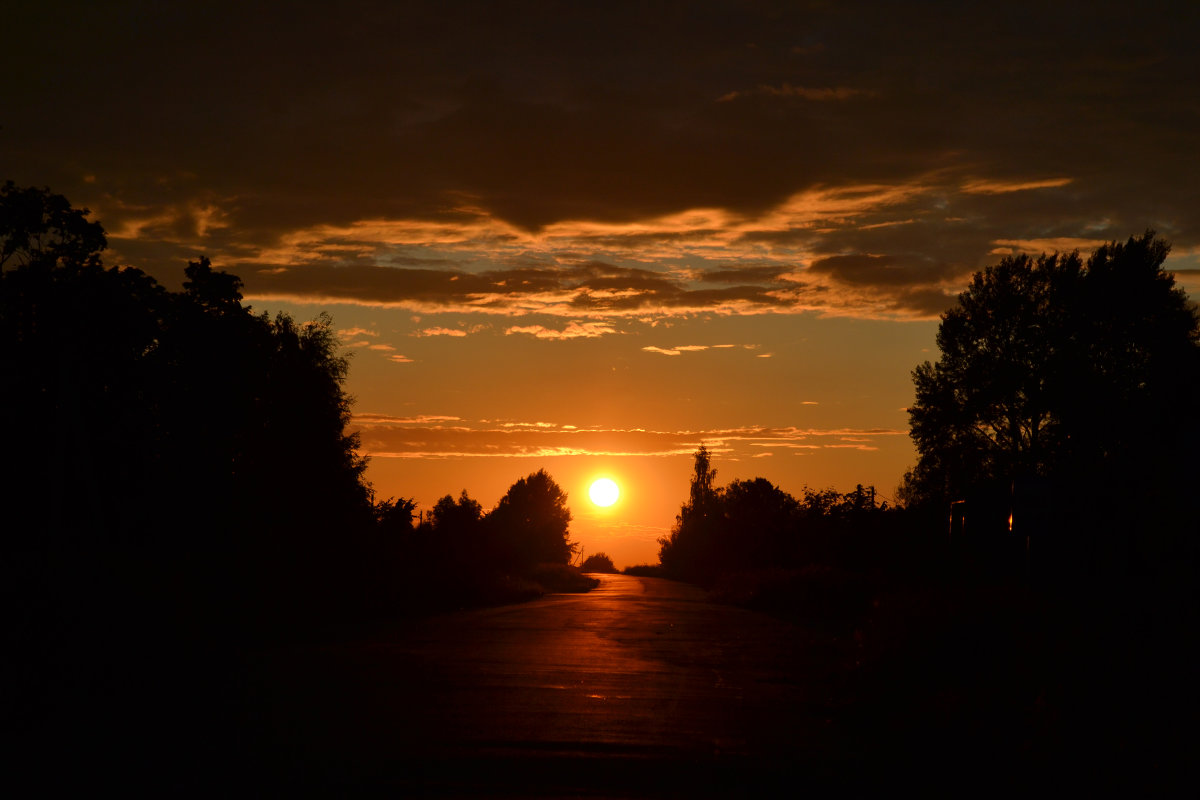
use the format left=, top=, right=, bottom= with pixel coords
left=350, top=417, right=907, bottom=459
left=962, top=177, right=1073, bottom=195
left=504, top=321, right=618, bottom=340
left=416, top=327, right=469, bottom=337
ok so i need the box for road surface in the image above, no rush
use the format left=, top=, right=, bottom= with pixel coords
left=243, top=574, right=859, bottom=794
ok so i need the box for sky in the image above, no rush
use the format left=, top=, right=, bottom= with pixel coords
left=6, top=1, right=1199, bottom=567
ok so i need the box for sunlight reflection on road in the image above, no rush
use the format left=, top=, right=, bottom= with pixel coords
left=249, top=574, right=847, bottom=790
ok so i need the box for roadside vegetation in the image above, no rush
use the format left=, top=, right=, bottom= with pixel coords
left=4, top=181, right=602, bottom=784
left=646, top=233, right=1198, bottom=778
left=580, top=552, right=619, bottom=573
left=1, top=183, right=593, bottom=645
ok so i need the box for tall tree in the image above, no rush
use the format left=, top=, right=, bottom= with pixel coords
left=488, top=470, right=575, bottom=569
left=902, top=232, right=1199, bottom=572
left=658, top=445, right=723, bottom=580
left=0, top=180, right=106, bottom=272
left=904, top=232, right=1198, bottom=507
left=1, top=183, right=377, bottom=627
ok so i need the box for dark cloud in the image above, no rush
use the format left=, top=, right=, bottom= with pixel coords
left=5, top=0, right=1199, bottom=311
left=244, top=260, right=814, bottom=316
left=809, top=254, right=950, bottom=288
left=698, top=266, right=793, bottom=284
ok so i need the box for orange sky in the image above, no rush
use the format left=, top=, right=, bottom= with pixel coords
left=5, top=1, right=1199, bottom=567
left=296, top=300, right=935, bottom=567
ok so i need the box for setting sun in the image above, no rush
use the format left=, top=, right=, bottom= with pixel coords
left=589, top=478, right=620, bottom=507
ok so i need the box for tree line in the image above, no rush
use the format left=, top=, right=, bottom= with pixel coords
left=375, top=469, right=595, bottom=608
left=0, top=181, right=584, bottom=643
left=903, top=232, right=1199, bottom=583
left=656, top=445, right=893, bottom=585
left=653, top=231, right=1198, bottom=601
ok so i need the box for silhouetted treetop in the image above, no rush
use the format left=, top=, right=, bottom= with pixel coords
left=580, top=552, right=618, bottom=573
left=1, top=182, right=376, bottom=631
left=903, top=231, right=1199, bottom=510
left=184, top=255, right=244, bottom=312
left=658, top=448, right=890, bottom=583
left=375, top=496, right=417, bottom=535
left=488, top=469, right=575, bottom=568
left=0, top=181, right=106, bottom=272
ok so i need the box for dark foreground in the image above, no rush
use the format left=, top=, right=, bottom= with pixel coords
left=244, top=574, right=855, bottom=794
left=237, top=574, right=1191, bottom=795
left=17, top=572, right=1193, bottom=795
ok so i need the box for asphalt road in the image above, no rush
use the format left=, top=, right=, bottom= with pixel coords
left=243, top=574, right=860, bottom=794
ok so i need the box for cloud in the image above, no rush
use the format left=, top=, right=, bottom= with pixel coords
left=990, top=237, right=1107, bottom=256
left=387, top=354, right=414, bottom=363
left=354, top=413, right=462, bottom=424
left=223, top=178, right=1011, bottom=320
left=11, top=2, right=1198, bottom=322
left=697, top=266, right=793, bottom=284
left=642, top=344, right=711, bottom=355
left=807, top=253, right=950, bottom=288
left=416, top=327, right=469, bottom=337
left=368, top=343, right=396, bottom=351
left=350, top=418, right=909, bottom=460
left=641, top=342, right=766, bottom=356
left=505, top=321, right=618, bottom=339
left=962, top=177, right=1073, bottom=195
left=337, top=327, right=378, bottom=338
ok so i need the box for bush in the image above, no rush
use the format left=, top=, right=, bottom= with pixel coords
left=527, top=563, right=599, bottom=593
left=580, top=552, right=618, bottom=573
left=709, top=565, right=875, bottom=629
left=622, top=564, right=666, bottom=578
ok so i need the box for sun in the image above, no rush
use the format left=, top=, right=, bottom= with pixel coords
left=588, top=478, right=620, bottom=507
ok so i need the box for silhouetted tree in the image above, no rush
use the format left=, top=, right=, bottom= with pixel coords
left=903, top=249, right=1083, bottom=505
left=487, top=470, right=575, bottom=569
left=422, top=489, right=486, bottom=568
left=1, top=183, right=376, bottom=631
left=904, top=233, right=1198, bottom=508
left=0, top=180, right=106, bottom=272
left=902, top=232, right=1199, bottom=577
left=658, top=448, right=892, bottom=581
left=580, top=552, right=618, bottom=573
left=3, top=183, right=390, bottom=785
left=1, top=191, right=168, bottom=541
left=719, top=477, right=800, bottom=570
left=376, top=496, right=418, bottom=535
left=658, top=445, right=724, bottom=580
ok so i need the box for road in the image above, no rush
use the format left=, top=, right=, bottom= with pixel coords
left=242, top=574, right=860, bottom=794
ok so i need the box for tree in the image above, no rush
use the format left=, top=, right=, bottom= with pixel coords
left=657, top=445, right=723, bottom=580
left=580, top=552, right=618, bottom=573
left=902, top=232, right=1199, bottom=572
left=1, top=183, right=379, bottom=627
left=375, top=496, right=418, bottom=535
left=0, top=181, right=106, bottom=272
left=719, top=477, right=799, bottom=570
left=488, top=469, right=575, bottom=569
left=904, top=250, right=1084, bottom=505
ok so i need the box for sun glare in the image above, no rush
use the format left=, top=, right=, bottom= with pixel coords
left=589, top=478, right=620, bottom=507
